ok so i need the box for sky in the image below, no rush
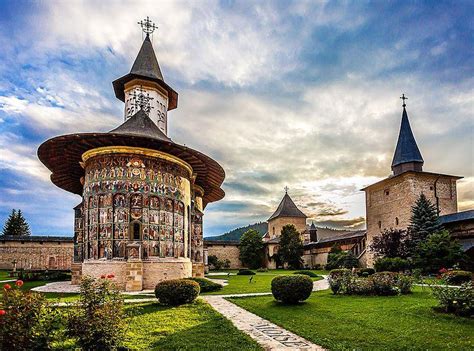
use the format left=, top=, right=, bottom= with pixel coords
left=0, top=0, right=472, bottom=237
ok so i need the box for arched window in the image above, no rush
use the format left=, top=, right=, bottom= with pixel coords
left=130, top=221, right=141, bottom=240
left=378, top=221, right=382, bottom=229
left=395, top=217, right=399, bottom=226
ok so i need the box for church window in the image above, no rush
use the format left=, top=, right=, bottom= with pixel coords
left=395, top=217, right=399, bottom=226
left=378, top=221, right=382, bottom=229
left=131, top=221, right=141, bottom=240
left=273, top=227, right=275, bottom=236
left=430, top=186, right=434, bottom=191
left=385, top=190, right=390, bottom=196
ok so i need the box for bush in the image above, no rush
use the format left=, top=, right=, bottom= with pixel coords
left=371, top=272, right=398, bottom=295
left=237, top=269, right=255, bottom=275
left=271, top=275, right=313, bottom=304
left=155, top=279, right=200, bottom=306
left=395, top=274, right=413, bottom=294
left=188, top=277, right=222, bottom=293
left=431, top=283, right=473, bottom=317
left=293, top=270, right=318, bottom=277
left=356, top=268, right=375, bottom=277
left=442, top=270, right=472, bottom=285
left=326, top=251, right=359, bottom=270
left=0, top=280, right=60, bottom=350
left=328, top=269, right=353, bottom=294
left=66, top=275, right=125, bottom=350
left=374, top=257, right=410, bottom=272
left=256, top=268, right=268, bottom=272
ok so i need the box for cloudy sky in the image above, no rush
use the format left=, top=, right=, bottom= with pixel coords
left=0, top=0, right=472, bottom=237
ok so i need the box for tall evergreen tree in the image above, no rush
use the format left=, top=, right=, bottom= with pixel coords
left=278, top=224, right=304, bottom=269
left=1, top=209, right=30, bottom=236
left=409, top=193, right=442, bottom=245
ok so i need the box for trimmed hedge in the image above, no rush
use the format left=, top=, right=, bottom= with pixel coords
left=442, top=270, right=472, bottom=285
left=155, top=279, right=200, bottom=306
left=293, top=270, right=318, bottom=278
left=355, top=268, right=375, bottom=277
left=271, top=275, right=313, bottom=304
left=188, top=277, right=223, bottom=292
left=374, top=257, right=410, bottom=272
left=237, top=269, right=255, bottom=275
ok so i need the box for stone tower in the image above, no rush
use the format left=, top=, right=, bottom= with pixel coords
left=362, top=99, right=461, bottom=267
left=267, top=190, right=307, bottom=239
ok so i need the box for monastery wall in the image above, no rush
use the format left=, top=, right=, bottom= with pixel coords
left=205, top=242, right=243, bottom=269
left=0, top=239, right=73, bottom=270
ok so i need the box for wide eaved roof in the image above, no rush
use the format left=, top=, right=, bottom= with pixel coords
left=268, top=193, right=307, bottom=221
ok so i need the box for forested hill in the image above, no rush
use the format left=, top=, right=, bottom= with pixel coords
left=206, top=222, right=268, bottom=242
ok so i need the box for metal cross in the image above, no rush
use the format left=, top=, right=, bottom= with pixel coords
left=130, top=87, right=154, bottom=115
left=400, top=93, right=408, bottom=108
left=284, top=186, right=289, bottom=194
left=138, top=16, right=158, bottom=35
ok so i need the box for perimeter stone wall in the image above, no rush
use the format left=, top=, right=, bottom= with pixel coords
left=205, top=243, right=243, bottom=269
left=0, top=239, right=73, bottom=270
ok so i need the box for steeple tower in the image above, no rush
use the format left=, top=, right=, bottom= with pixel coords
left=391, top=95, right=424, bottom=176
left=112, top=17, right=178, bottom=136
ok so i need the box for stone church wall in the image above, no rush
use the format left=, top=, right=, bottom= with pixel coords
left=267, top=217, right=306, bottom=239
left=0, top=238, right=73, bottom=270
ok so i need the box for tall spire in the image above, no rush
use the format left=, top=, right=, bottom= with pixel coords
left=391, top=95, right=424, bottom=176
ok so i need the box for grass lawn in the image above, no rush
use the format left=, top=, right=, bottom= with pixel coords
left=229, top=287, right=474, bottom=351
left=203, top=269, right=324, bottom=295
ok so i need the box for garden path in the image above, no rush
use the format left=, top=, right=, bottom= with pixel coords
left=202, top=277, right=329, bottom=351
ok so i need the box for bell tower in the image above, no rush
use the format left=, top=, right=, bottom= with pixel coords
left=112, top=17, right=178, bottom=135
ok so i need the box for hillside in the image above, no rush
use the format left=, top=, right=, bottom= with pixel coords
left=206, top=222, right=268, bottom=241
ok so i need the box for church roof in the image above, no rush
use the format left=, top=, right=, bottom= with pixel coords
left=112, top=35, right=178, bottom=110
left=268, top=193, right=307, bottom=221
left=391, top=107, right=424, bottom=168
left=110, top=109, right=170, bottom=142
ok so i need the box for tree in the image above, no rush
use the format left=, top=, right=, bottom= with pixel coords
left=326, top=251, right=359, bottom=270
left=370, top=228, right=409, bottom=258
left=278, top=224, right=304, bottom=269
left=1, top=209, right=30, bottom=236
left=409, top=193, right=442, bottom=247
left=412, top=230, right=465, bottom=273
left=239, top=229, right=264, bottom=269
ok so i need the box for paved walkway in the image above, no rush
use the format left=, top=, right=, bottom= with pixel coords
left=203, top=277, right=329, bottom=351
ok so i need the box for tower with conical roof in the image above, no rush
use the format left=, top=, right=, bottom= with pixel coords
left=361, top=95, right=461, bottom=267
left=38, top=18, right=225, bottom=290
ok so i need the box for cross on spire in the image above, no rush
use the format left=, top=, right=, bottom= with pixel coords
left=284, top=186, right=289, bottom=194
left=138, top=16, right=158, bottom=36
left=400, top=93, right=408, bottom=108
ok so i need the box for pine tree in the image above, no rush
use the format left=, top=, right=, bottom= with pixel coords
left=278, top=224, right=304, bottom=269
left=409, top=193, right=442, bottom=245
left=1, top=209, right=30, bottom=236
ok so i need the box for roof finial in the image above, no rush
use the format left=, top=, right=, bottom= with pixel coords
left=284, top=186, right=289, bottom=194
left=400, top=93, right=408, bottom=108
left=138, top=16, right=158, bottom=36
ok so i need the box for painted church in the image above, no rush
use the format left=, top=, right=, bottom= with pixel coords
left=38, top=19, right=225, bottom=291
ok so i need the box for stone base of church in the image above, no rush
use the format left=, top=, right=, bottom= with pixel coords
left=75, top=258, right=193, bottom=291
left=192, top=263, right=205, bottom=278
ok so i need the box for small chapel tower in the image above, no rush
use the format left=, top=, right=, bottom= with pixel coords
left=362, top=95, right=461, bottom=267
left=112, top=17, right=178, bottom=135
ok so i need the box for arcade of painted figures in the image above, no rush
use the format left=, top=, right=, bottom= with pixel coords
left=38, top=23, right=224, bottom=291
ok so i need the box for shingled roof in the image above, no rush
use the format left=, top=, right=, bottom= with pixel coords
left=391, top=107, right=424, bottom=169
left=109, top=109, right=170, bottom=142
left=112, top=35, right=178, bottom=110
left=268, top=193, right=307, bottom=221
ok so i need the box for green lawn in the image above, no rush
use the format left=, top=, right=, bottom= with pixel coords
left=229, top=288, right=474, bottom=350
left=204, top=270, right=324, bottom=295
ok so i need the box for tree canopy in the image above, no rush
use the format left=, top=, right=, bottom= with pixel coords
left=370, top=228, right=409, bottom=258
left=239, top=229, right=264, bottom=269
left=278, top=224, right=304, bottom=269
left=2, top=209, right=31, bottom=236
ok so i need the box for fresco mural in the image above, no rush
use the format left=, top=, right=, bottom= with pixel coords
left=76, top=153, right=189, bottom=261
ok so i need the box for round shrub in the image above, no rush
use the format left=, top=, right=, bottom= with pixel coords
left=155, top=279, right=200, bottom=306
left=395, top=274, right=413, bottom=294
left=237, top=269, right=255, bottom=275
left=188, top=277, right=222, bottom=293
left=442, top=270, right=472, bottom=285
left=371, top=272, right=398, bottom=296
left=271, top=275, right=313, bottom=304
left=293, top=270, right=318, bottom=278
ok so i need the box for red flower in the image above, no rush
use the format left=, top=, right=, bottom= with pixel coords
left=439, top=268, right=448, bottom=274
left=15, top=280, right=24, bottom=287
left=3, top=284, right=11, bottom=290
left=107, top=274, right=115, bottom=279
left=100, top=275, right=106, bottom=279
left=0, top=310, right=5, bottom=316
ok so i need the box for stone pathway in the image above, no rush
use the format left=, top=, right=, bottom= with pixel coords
left=32, top=281, right=80, bottom=293
left=202, top=277, right=329, bottom=351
